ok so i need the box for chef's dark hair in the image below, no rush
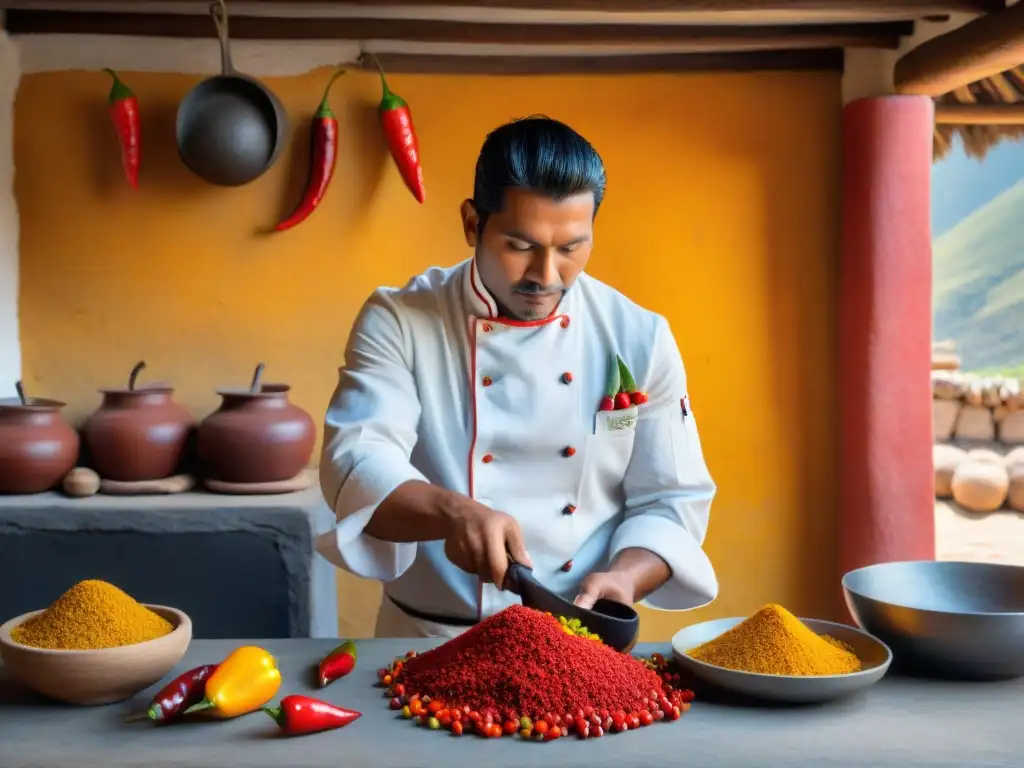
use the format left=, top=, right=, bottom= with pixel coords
left=471, top=115, right=606, bottom=233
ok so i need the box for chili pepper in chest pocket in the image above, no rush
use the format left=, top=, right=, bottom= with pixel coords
left=366, top=55, right=426, bottom=204
left=274, top=68, right=346, bottom=232
left=103, top=68, right=140, bottom=189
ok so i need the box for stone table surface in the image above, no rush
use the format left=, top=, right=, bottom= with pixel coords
left=0, top=638, right=1020, bottom=768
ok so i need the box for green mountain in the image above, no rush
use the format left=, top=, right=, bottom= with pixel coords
left=931, top=139, right=1024, bottom=237
left=933, top=180, right=1024, bottom=372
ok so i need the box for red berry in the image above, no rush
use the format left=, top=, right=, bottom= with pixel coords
left=630, top=391, right=648, bottom=405
left=599, top=395, right=615, bottom=411
left=614, top=392, right=631, bottom=410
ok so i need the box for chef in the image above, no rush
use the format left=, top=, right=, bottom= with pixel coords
left=315, top=116, right=718, bottom=639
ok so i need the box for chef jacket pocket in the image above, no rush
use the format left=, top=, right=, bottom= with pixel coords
left=577, top=408, right=638, bottom=513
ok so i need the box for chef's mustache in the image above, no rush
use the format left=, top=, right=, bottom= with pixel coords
left=511, top=281, right=565, bottom=296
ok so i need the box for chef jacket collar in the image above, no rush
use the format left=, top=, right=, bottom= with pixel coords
left=466, top=256, right=500, bottom=319
left=464, top=256, right=577, bottom=324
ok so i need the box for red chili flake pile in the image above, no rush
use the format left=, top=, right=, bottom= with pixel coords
left=376, top=605, right=693, bottom=741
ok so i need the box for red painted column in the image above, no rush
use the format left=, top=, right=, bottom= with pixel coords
left=839, top=96, right=936, bottom=604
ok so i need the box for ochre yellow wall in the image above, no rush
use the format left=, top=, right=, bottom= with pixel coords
left=14, top=67, right=841, bottom=641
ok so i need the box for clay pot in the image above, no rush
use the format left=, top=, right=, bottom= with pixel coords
left=198, top=363, right=315, bottom=484
left=0, top=383, right=79, bottom=494
left=82, top=362, right=195, bottom=482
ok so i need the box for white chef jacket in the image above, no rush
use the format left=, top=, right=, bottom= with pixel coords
left=315, top=257, right=718, bottom=638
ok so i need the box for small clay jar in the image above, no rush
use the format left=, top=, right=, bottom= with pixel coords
left=198, top=363, right=316, bottom=484
left=82, top=361, right=195, bottom=482
left=0, top=382, right=80, bottom=494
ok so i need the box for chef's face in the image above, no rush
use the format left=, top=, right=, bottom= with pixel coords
left=462, top=188, right=595, bottom=321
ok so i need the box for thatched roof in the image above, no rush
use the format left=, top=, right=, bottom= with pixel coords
left=934, top=67, right=1024, bottom=161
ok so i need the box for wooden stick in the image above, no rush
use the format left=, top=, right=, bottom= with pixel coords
left=935, top=103, right=1024, bottom=125
left=895, top=2, right=1024, bottom=96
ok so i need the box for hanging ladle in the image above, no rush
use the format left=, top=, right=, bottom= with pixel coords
left=503, top=562, right=640, bottom=653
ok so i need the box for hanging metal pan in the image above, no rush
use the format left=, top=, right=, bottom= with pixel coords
left=175, top=0, right=289, bottom=187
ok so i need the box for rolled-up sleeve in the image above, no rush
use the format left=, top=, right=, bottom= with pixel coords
left=609, top=317, right=718, bottom=611
left=314, top=290, right=427, bottom=582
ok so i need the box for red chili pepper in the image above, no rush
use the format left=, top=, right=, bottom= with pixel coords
left=317, top=639, right=357, bottom=688
left=274, top=68, right=346, bottom=232
left=600, top=354, right=620, bottom=412
left=103, top=68, right=140, bottom=190
left=146, top=664, right=218, bottom=722
left=263, top=695, right=361, bottom=736
left=368, top=55, right=425, bottom=204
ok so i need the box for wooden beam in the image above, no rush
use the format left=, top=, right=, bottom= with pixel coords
left=895, top=1, right=1024, bottom=95
left=0, top=10, right=911, bottom=49
left=355, top=48, right=844, bottom=74
left=935, top=102, right=1024, bottom=124
left=347, top=0, right=1004, bottom=8
left=0, top=0, right=1004, bottom=14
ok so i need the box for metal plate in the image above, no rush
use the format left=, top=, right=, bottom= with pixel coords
left=671, top=617, right=892, bottom=704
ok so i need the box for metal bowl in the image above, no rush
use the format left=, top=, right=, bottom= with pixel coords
left=843, top=560, right=1024, bottom=681
left=671, top=617, right=892, bottom=704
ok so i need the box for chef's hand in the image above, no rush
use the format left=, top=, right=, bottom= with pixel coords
left=443, top=497, right=532, bottom=588
left=573, top=572, right=636, bottom=610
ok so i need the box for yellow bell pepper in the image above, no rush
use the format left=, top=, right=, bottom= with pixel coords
left=185, top=646, right=282, bottom=719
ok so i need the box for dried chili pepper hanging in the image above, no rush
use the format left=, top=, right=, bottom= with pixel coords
left=366, top=54, right=425, bottom=204
left=102, top=68, right=140, bottom=189
left=274, top=68, right=346, bottom=232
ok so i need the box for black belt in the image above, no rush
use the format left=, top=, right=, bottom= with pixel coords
left=387, top=595, right=479, bottom=627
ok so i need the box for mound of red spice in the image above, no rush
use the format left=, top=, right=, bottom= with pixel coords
left=378, top=605, right=693, bottom=741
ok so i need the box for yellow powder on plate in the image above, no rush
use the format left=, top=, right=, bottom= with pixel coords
left=10, top=579, right=174, bottom=650
left=686, top=603, right=862, bottom=676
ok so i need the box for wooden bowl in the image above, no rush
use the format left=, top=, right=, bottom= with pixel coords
left=0, top=605, right=191, bottom=705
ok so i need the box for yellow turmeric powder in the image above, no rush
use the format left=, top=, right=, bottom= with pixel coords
left=10, top=579, right=173, bottom=651
left=686, top=604, right=862, bottom=676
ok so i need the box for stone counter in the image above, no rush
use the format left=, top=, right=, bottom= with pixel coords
left=1, top=638, right=1020, bottom=768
